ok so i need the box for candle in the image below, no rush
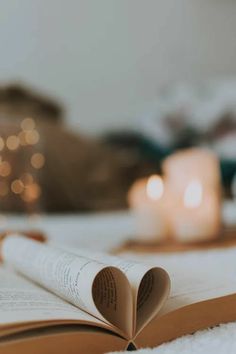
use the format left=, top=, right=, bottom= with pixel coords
left=163, top=148, right=221, bottom=242
left=163, top=148, right=220, bottom=195
left=171, top=179, right=221, bottom=242
left=128, top=175, right=169, bottom=242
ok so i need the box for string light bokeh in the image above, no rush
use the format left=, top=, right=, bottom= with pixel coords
left=0, top=117, right=45, bottom=214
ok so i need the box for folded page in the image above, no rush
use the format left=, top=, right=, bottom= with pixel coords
left=53, top=245, right=170, bottom=335
left=1, top=236, right=133, bottom=338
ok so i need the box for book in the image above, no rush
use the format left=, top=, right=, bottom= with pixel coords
left=0, top=235, right=236, bottom=353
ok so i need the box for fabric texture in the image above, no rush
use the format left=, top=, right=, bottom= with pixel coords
left=109, top=322, right=236, bottom=354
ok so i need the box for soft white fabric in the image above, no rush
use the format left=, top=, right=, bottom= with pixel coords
left=109, top=322, right=236, bottom=354
left=3, top=201, right=235, bottom=250
left=1, top=211, right=135, bottom=252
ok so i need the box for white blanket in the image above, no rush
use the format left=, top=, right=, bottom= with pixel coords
left=110, top=322, right=236, bottom=354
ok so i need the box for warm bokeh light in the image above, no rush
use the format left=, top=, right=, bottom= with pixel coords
left=6, top=135, right=20, bottom=151
left=0, top=117, right=43, bottom=208
left=146, top=175, right=164, bottom=201
left=0, top=161, right=11, bottom=177
left=21, top=117, right=36, bottom=131
left=31, top=152, right=45, bottom=169
left=18, top=131, right=28, bottom=146
left=11, top=179, right=24, bottom=194
left=21, top=183, right=41, bottom=203
left=25, top=130, right=40, bottom=145
left=184, top=179, right=203, bottom=208
left=0, top=137, right=5, bottom=151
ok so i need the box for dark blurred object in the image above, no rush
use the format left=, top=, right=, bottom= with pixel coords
left=208, top=112, right=236, bottom=139
left=220, top=159, right=236, bottom=197
left=0, top=83, right=156, bottom=212
left=103, top=131, right=171, bottom=163
left=0, top=84, right=63, bottom=123
left=41, top=123, right=158, bottom=211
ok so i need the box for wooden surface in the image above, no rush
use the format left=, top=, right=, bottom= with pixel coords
left=114, top=226, right=236, bottom=254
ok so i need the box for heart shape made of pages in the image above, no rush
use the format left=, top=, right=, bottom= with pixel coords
left=135, top=267, right=170, bottom=335
left=92, top=266, right=133, bottom=339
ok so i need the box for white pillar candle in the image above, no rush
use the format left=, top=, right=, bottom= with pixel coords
left=163, top=148, right=220, bottom=195
left=128, top=175, right=169, bottom=242
left=171, top=179, right=221, bottom=242
left=163, top=148, right=221, bottom=242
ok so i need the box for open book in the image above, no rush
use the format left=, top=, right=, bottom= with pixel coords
left=0, top=235, right=236, bottom=354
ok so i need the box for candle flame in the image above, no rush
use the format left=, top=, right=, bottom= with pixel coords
left=184, top=179, right=203, bottom=208
left=146, top=175, right=164, bottom=201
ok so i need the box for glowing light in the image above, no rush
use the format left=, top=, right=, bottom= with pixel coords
left=0, top=137, right=5, bottom=151
left=0, top=161, right=11, bottom=177
left=31, top=153, right=45, bottom=169
left=18, top=131, right=27, bottom=146
left=0, top=181, right=9, bottom=197
left=20, top=173, right=34, bottom=185
left=146, top=175, right=164, bottom=201
left=21, top=118, right=35, bottom=131
left=25, top=130, right=40, bottom=145
left=6, top=135, right=20, bottom=151
left=184, top=179, right=203, bottom=209
left=11, top=179, right=24, bottom=194
left=21, top=183, right=41, bottom=202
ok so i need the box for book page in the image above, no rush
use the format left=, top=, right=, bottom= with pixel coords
left=119, top=247, right=236, bottom=316
left=53, top=245, right=170, bottom=335
left=159, top=248, right=236, bottom=315
left=0, top=266, right=109, bottom=330
left=128, top=248, right=236, bottom=348
left=1, top=236, right=133, bottom=338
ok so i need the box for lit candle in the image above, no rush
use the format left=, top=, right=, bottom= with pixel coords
left=128, top=175, right=169, bottom=242
left=163, top=148, right=221, bottom=195
left=163, top=148, right=221, bottom=242
left=170, top=179, right=221, bottom=242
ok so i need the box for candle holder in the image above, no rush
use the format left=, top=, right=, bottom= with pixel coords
left=113, top=225, right=236, bottom=255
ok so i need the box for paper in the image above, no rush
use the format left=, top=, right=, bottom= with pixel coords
left=51, top=245, right=170, bottom=333
left=0, top=267, right=104, bottom=327
left=1, top=236, right=133, bottom=337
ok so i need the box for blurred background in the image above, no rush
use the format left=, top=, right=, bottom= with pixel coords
left=0, top=0, right=236, bottom=214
